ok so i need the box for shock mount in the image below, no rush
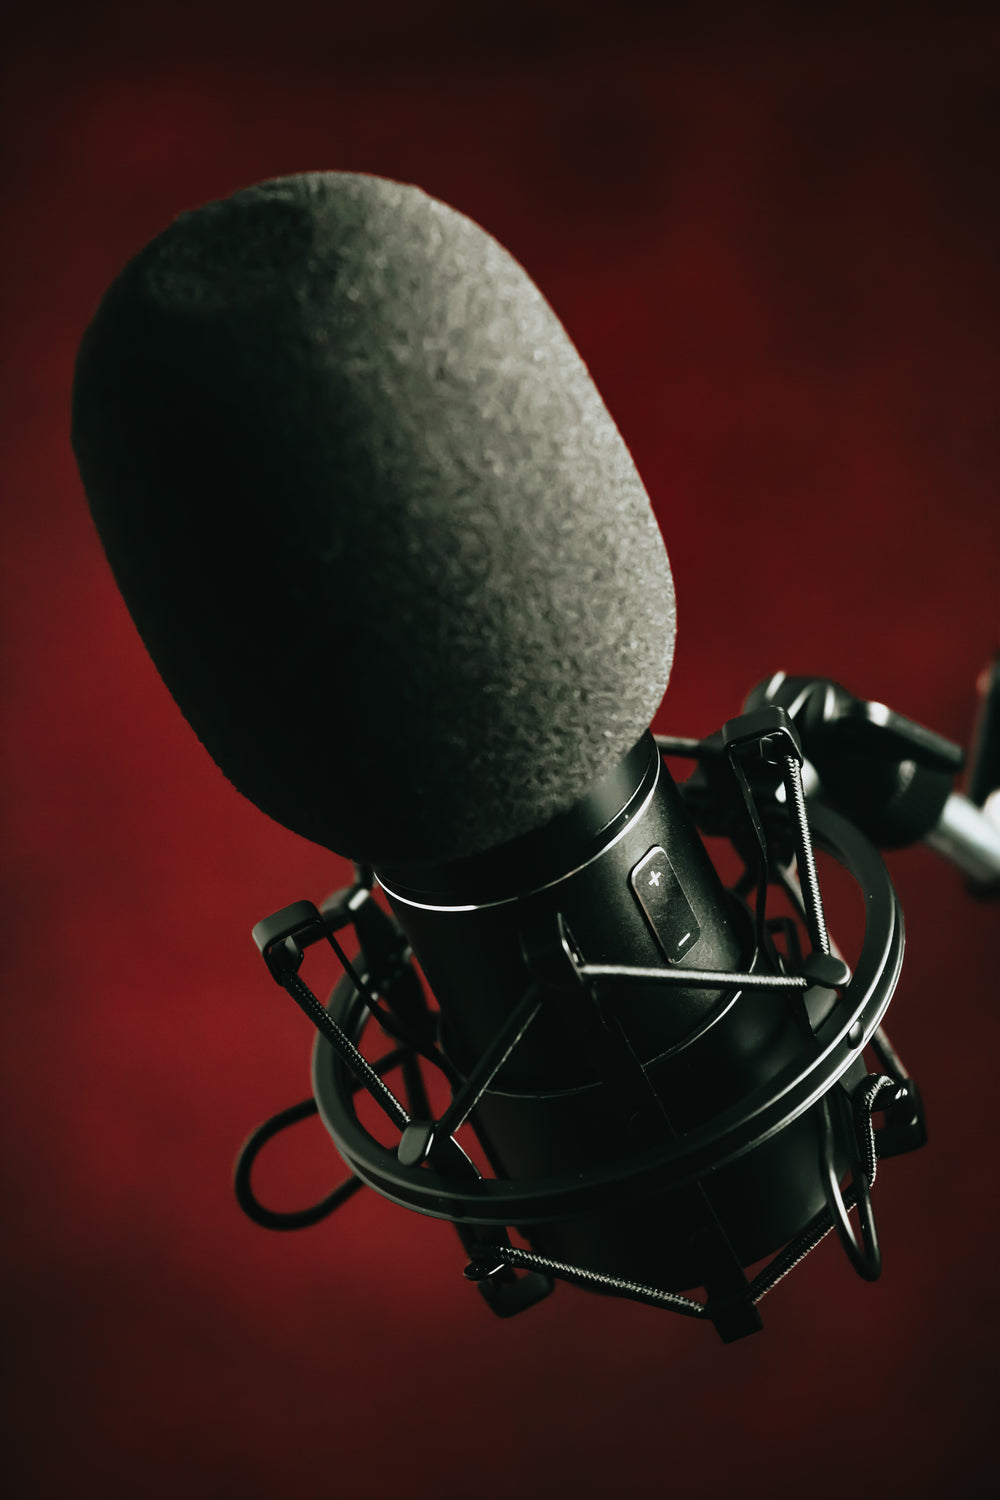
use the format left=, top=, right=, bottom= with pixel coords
left=231, top=687, right=971, bottom=1342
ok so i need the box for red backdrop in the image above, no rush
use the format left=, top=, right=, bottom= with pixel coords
left=2, top=5, right=998, bottom=1497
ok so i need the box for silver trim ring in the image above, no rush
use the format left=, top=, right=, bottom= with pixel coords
left=377, top=755, right=662, bottom=914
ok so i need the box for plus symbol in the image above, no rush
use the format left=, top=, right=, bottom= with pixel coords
left=648, top=870, right=661, bottom=887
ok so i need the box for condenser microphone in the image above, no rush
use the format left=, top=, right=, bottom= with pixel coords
left=72, top=173, right=923, bottom=1340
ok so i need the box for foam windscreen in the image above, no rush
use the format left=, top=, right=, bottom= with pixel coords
left=72, top=172, right=676, bottom=865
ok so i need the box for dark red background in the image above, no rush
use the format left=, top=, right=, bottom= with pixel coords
left=2, top=5, right=998, bottom=1496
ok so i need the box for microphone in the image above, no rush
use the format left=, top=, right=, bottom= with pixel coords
left=72, top=172, right=925, bottom=1341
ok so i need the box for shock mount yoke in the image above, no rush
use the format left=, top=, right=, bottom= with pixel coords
left=240, top=704, right=930, bottom=1340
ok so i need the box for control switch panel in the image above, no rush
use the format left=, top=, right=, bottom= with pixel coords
left=628, top=846, right=702, bottom=964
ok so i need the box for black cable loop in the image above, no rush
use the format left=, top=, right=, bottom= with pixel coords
left=234, top=1047, right=411, bottom=1231
left=234, top=1099, right=364, bottom=1231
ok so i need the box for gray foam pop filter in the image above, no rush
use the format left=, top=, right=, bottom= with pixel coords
left=72, top=173, right=676, bottom=865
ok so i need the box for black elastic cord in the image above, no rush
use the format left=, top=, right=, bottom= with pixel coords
left=235, top=1044, right=410, bottom=1231
left=234, top=1098, right=364, bottom=1231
